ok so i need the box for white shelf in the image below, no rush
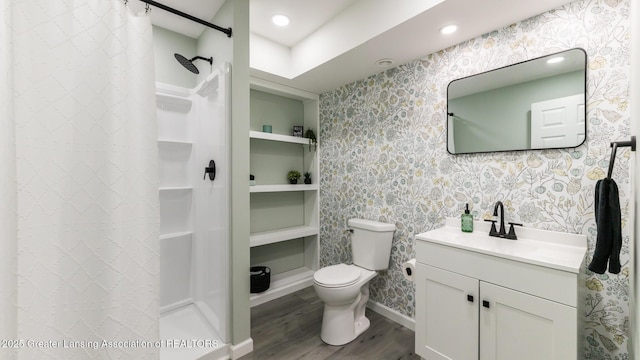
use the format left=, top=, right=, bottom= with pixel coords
left=159, top=187, right=193, bottom=191
left=250, top=225, right=318, bottom=247
left=159, top=231, right=193, bottom=241
left=158, top=139, right=193, bottom=146
left=156, top=92, right=193, bottom=111
left=250, top=184, right=318, bottom=193
left=156, top=92, right=193, bottom=104
left=249, top=130, right=311, bottom=145
left=250, top=267, right=315, bottom=307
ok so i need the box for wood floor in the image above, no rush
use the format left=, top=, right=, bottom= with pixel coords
left=240, top=287, right=421, bottom=360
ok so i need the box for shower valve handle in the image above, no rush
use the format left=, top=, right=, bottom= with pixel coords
left=203, top=160, right=216, bottom=181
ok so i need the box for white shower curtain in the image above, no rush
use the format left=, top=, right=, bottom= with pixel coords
left=0, top=1, right=159, bottom=359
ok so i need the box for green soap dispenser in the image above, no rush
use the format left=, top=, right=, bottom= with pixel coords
left=461, top=203, right=473, bottom=233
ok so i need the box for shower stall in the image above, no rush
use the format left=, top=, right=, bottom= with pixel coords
left=156, top=62, right=231, bottom=360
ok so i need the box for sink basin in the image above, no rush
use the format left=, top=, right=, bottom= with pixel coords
left=415, top=218, right=587, bottom=273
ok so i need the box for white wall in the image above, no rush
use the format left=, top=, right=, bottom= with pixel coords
left=152, top=26, right=197, bottom=88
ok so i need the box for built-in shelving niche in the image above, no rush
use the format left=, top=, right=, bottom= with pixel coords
left=249, top=78, right=319, bottom=307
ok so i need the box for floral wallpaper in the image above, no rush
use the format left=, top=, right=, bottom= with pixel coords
left=318, top=0, right=631, bottom=358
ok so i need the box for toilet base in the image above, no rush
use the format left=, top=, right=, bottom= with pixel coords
left=354, top=315, right=371, bottom=337
left=320, top=285, right=371, bottom=346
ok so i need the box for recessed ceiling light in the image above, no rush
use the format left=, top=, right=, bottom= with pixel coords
left=272, top=14, right=290, bottom=27
left=547, top=56, right=565, bottom=64
left=376, top=58, right=394, bottom=67
left=440, top=25, right=458, bottom=35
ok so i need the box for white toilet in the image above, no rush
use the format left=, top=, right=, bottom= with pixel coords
left=313, top=218, right=395, bottom=346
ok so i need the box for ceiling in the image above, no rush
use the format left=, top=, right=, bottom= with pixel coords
left=134, top=0, right=574, bottom=94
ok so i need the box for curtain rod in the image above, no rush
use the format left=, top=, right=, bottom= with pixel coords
left=138, top=0, right=232, bottom=38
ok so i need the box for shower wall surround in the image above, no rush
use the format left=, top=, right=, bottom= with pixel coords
left=319, top=0, right=631, bottom=358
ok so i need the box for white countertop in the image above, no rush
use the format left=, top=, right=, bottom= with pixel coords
left=415, top=218, right=587, bottom=273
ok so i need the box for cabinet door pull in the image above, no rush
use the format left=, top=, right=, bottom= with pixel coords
left=482, top=300, right=490, bottom=308
left=467, top=294, right=474, bottom=303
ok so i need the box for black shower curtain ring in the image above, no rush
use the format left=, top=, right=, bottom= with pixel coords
left=145, top=3, right=151, bottom=13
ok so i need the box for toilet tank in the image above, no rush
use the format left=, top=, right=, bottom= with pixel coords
left=348, top=219, right=396, bottom=270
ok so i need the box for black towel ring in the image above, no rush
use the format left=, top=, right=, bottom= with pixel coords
left=607, top=136, right=636, bottom=179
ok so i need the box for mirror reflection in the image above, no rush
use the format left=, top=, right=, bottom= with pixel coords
left=447, top=48, right=587, bottom=154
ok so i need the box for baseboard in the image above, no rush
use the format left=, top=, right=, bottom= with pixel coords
left=230, top=337, right=253, bottom=360
left=366, top=300, right=415, bottom=331
left=199, top=344, right=231, bottom=360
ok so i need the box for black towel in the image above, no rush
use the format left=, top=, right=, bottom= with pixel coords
left=588, top=178, right=622, bottom=274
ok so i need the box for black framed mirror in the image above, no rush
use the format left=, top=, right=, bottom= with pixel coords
left=447, top=48, right=587, bottom=154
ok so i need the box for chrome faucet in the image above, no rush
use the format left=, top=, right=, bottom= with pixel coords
left=486, top=201, right=523, bottom=240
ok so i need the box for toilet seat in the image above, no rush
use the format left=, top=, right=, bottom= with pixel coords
left=314, top=264, right=361, bottom=288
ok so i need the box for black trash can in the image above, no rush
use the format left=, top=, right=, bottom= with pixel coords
left=250, top=266, right=271, bottom=293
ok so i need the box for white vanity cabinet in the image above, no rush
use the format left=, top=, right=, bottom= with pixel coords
left=417, top=263, right=478, bottom=359
left=479, top=280, right=576, bottom=360
left=415, top=218, right=587, bottom=360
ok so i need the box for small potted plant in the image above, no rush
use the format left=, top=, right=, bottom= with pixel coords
left=287, top=170, right=301, bottom=184
left=304, top=172, right=312, bottom=184
left=304, top=129, right=317, bottom=152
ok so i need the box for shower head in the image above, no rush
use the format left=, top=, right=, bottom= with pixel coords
left=174, top=53, right=213, bottom=74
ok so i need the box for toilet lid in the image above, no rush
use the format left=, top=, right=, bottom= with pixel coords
left=314, top=264, right=361, bottom=288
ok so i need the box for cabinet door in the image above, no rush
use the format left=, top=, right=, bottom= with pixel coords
left=479, top=282, right=577, bottom=360
left=416, top=263, right=479, bottom=360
